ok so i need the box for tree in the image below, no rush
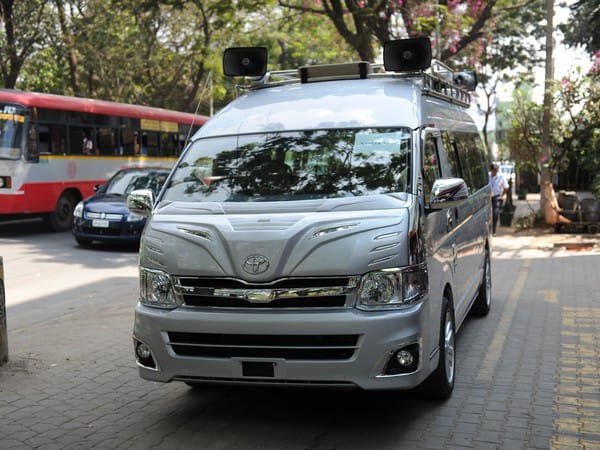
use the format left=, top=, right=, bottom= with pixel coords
left=0, top=0, right=50, bottom=88
left=279, top=0, right=545, bottom=160
left=561, top=0, right=600, bottom=56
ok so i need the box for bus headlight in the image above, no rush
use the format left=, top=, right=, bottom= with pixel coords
left=73, top=201, right=84, bottom=218
left=139, top=267, right=178, bottom=309
left=357, top=265, right=428, bottom=310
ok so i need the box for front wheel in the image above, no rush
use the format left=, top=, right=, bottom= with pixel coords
left=48, top=192, right=77, bottom=232
left=471, top=250, right=491, bottom=316
left=422, top=297, right=455, bottom=400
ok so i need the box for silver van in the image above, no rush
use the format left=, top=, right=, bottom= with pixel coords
left=129, top=38, right=491, bottom=399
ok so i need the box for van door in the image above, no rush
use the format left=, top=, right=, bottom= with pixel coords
left=422, top=129, right=468, bottom=308
left=445, top=131, right=488, bottom=321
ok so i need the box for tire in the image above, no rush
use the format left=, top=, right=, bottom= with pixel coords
left=75, top=236, right=93, bottom=247
left=48, top=192, right=77, bottom=232
left=471, top=250, right=491, bottom=316
left=422, top=296, right=455, bottom=400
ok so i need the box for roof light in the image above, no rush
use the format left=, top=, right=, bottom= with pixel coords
left=383, top=37, right=432, bottom=72
left=298, top=62, right=371, bottom=83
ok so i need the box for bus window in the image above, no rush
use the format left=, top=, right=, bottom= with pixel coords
left=161, top=132, right=178, bottom=156
left=38, top=124, right=67, bottom=154
left=98, top=128, right=117, bottom=155
left=70, top=126, right=97, bottom=155
left=142, top=131, right=159, bottom=156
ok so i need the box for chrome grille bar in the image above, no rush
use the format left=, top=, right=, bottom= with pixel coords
left=172, top=276, right=359, bottom=309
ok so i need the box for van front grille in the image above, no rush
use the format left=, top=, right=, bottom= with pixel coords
left=181, top=295, right=347, bottom=308
left=167, top=332, right=360, bottom=360
left=172, top=276, right=359, bottom=309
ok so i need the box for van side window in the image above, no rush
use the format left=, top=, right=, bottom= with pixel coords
left=440, top=131, right=460, bottom=177
left=454, top=132, right=487, bottom=191
left=423, top=134, right=440, bottom=201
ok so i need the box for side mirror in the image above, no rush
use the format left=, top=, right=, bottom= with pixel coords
left=127, top=189, right=154, bottom=218
left=25, top=123, right=39, bottom=163
left=453, top=70, right=477, bottom=91
left=429, top=178, right=469, bottom=210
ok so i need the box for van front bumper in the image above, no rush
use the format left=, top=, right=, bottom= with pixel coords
left=133, top=301, right=436, bottom=390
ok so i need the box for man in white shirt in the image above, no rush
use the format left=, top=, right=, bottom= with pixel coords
left=489, top=163, right=509, bottom=234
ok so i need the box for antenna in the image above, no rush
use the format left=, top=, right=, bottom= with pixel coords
left=182, top=70, right=212, bottom=152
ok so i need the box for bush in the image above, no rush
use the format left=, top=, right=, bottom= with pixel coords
left=592, top=176, right=600, bottom=199
left=514, top=209, right=545, bottom=229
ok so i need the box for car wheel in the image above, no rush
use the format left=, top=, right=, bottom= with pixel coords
left=48, top=192, right=77, bottom=232
left=422, top=296, right=455, bottom=400
left=471, top=249, right=491, bottom=316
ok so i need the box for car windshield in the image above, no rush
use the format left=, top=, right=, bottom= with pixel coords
left=0, top=104, right=26, bottom=160
left=105, top=170, right=169, bottom=197
left=163, top=128, right=412, bottom=202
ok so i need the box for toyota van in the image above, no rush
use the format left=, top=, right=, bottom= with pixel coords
left=128, top=38, right=492, bottom=399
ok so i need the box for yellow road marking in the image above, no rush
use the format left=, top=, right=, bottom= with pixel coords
left=476, top=259, right=532, bottom=381
left=541, top=289, right=559, bottom=304
left=552, top=307, right=600, bottom=449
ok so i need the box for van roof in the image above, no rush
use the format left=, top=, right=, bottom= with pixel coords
left=196, top=78, right=424, bottom=138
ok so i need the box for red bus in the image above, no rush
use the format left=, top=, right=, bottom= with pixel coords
left=0, top=90, right=208, bottom=230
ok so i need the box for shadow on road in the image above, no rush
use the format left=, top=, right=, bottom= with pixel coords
left=165, top=384, right=436, bottom=444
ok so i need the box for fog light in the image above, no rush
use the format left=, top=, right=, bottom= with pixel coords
left=396, top=349, right=414, bottom=367
left=136, top=343, right=151, bottom=360
left=384, top=344, right=419, bottom=375
left=134, top=340, right=157, bottom=369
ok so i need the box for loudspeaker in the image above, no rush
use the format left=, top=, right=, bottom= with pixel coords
left=453, top=71, right=477, bottom=91
left=223, top=47, right=268, bottom=77
left=383, top=38, right=432, bottom=72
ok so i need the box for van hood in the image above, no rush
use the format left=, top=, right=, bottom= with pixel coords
left=140, top=198, right=410, bottom=280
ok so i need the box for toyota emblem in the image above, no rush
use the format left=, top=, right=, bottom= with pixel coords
left=242, top=255, right=270, bottom=275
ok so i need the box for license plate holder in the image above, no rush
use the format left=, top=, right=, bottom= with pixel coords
left=92, top=219, right=110, bottom=228
left=242, top=361, right=275, bottom=378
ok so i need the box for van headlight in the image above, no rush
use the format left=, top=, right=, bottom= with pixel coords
left=357, top=265, right=428, bottom=310
left=139, top=267, right=178, bottom=309
left=73, top=201, right=84, bottom=218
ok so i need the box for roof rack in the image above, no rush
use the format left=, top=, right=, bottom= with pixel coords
left=238, top=59, right=472, bottom=107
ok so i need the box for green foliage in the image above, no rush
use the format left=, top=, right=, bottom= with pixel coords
left=506, top=68, right=600, bottom=188
left=9, top=0, right=356, bottom=114
left=0, top=0, right=52, bottom=88
left=592, top=176, right=600, bottom=199
left=560, top=0, right=600, bottom=56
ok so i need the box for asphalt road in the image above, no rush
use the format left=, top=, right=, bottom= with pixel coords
left=1, top=221, right=599, bottom=449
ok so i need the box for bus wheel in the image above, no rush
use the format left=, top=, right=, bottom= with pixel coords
left=48, top=192, right=77, bottom=232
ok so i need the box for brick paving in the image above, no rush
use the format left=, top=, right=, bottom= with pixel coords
left=0, top=228, right=599, bottom=449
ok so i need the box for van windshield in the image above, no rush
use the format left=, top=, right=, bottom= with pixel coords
left=163, top=128, right=412, bottom=202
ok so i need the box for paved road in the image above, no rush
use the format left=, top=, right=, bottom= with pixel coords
left=0, top=221, right=599, bottom=449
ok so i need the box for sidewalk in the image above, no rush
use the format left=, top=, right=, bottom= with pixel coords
left=496, top=193, right=600, bottom=251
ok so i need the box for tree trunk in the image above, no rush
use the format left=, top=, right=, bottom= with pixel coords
left=55, top=0, right=81, bottom=96
left=541, top=0, right=555, bottom=223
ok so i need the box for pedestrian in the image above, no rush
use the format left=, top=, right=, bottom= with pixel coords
left=489, top=162, right=508, bottom=235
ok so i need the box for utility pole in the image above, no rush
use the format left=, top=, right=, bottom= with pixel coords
left=540, top=0, right=555, bottom=219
